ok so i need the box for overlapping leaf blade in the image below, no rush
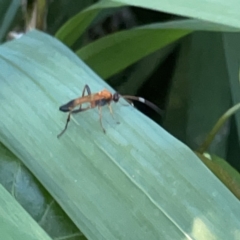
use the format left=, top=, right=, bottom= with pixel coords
left=0, top=184, right=52, bottom=240
left=77, top=19, right=239, bottom=79
left=0, top=142, right=85, bottom=239
left=110, top=0, right=240, bottom=28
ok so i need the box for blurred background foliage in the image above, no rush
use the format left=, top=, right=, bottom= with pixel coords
left=1, top=0, right=240, bottom=239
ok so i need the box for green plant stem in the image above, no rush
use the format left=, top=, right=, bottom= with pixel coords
left=198, top=103, right=240, bottom=154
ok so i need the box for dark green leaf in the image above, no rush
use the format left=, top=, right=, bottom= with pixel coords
left=0, top=0, right=21, bottom=42
left=164, top=32, right=231, bottom=158
left=55, top=0, right=124, bottom=47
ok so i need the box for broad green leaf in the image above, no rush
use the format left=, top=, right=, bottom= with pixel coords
left=55, top=0, right=124, bottom=47
left=110, top=0, right=240, bottom=28
left=0, top=31, right=240, bottom=239
left=162, top=39, right=189, bottom=142
left=76, top=19, right=238, bottom=79
left=164, top=32, right=231, bottom=158
left=0, top=184, right=52, bottom=240
left=0, top=0, right=21, bottom=42
left=0, top=142, right=86, bottom=240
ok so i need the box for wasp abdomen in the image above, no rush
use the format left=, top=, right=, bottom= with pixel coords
left=59, top=100, right=75, bottom=112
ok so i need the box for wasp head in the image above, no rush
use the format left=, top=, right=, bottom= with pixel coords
left=112, top=93, right=120, bottom=102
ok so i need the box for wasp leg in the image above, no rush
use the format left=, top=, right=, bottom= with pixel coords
left=79, top=84, right=92, bottom=110
left=57, top=111, right=72, bottom=138
left=98, top=106, right=106, bottom=133
left=81, top=84, right=91, bottom=97
left=57, top=106, right=91, bottom=138
left=108, top=103, right=119, bottom=124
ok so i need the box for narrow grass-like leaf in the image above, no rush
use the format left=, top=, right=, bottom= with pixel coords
left=0, top=0, right=21, bottom=42
left=55, top=0, right=124, bottom=47
left=110, top=0, right=240, bottom=28
left=0, top=184, right=52, bottom=240
left=77, top=19, right=239, bottom=79
left=0, top=31, right=240, bottom=239
left=77, top=26, right=189, bottom=79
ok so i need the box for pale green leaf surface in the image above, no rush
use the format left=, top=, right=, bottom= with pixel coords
left=0, top=31, right=240, bottom=240
left=110, top=0, right=240, bottom=28
left=77, top=19, right=238, bottom=79
left=55, top=0, right=124, bottom=47
left=142, top=19, right=240, bottom=32
left=0, top=184, right=52, bottom=240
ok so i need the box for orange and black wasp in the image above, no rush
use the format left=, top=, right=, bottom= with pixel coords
left=57, top=84, right=162, bottom=138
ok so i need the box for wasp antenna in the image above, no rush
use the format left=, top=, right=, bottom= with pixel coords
left=122, top=95, right=163, bottom=115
